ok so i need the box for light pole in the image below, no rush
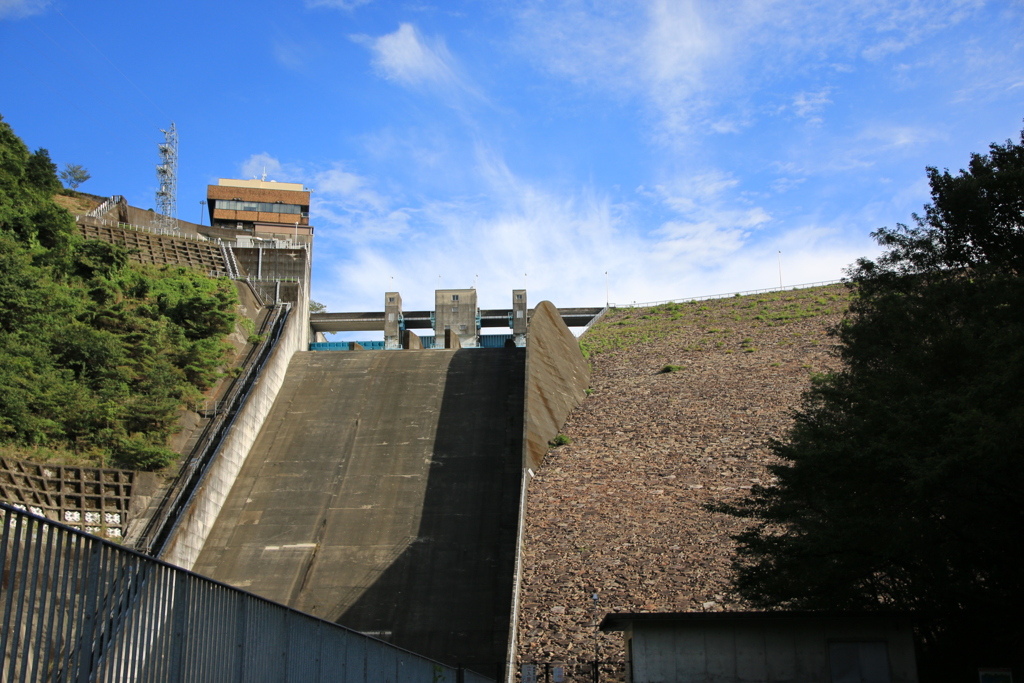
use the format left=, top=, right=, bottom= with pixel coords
left=199, top=199, right=206, bottom=226
left=777, top=251, right=783, bottom=289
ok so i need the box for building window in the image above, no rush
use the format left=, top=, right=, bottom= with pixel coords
left=516, top=294, right=523, bottom=300
left=516, top=310, right=524, bottom=318
left=388, top=297, right=395, bottom=303
left=452, top=294, right=459, bottom=301
left=829, top=642, right=890, bottom=683
left=452, top=306, right=458, bottom=313
left=213, top=199, right=302, bottom=214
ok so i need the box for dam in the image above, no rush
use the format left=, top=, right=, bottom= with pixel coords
left=193, top=348, right=526, bottom=677
left=1, top=204, right=596, bottom=682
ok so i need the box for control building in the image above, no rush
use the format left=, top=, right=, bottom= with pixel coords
left=512, top=289, right=527, bottom=346
left=384, top=292, right=403, bottom=350
left=206, top=178, right=312, bottom=243
left=435, top=289, right=479, bottom=348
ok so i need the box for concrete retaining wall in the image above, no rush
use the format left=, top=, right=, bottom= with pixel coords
left=160, top=306, right=306, bottom=570
left=505, top=301, right=590, bottom=682
left=523, top=301, right=590, bottom=470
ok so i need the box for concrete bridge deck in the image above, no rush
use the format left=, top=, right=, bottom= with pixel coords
left=193, top=348, right=525, bottom=678
left=310, top=307, right=605, bottom=333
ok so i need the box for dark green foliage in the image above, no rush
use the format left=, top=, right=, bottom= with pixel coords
left=721, top=129, right=1024, bottom=674
left=0, top=114, right=237, bottom=471
left=26, top=148, right=61, bottom=195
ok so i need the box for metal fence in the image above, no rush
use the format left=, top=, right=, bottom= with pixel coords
left=0, top=503, right=494, bottom=683
left=78, top=216, right=206, bottom=241
left=610, top=279, right=845, bottom=309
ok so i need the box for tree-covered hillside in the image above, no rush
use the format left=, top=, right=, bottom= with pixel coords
left=0, top=115, right=237, bottom=471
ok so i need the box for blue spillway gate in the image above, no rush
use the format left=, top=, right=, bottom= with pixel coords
left=309, top=341, right=387, bottom=351
left=309, top=335, right=513, bottom=351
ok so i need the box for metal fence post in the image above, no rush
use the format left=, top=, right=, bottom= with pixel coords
left=167, top=574, right=192, bottom=683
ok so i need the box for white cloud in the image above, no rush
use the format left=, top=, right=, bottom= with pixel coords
left=302, top=146, right=860, bottom=316
left=235, top=154, right=392, bottom=240
left=512, top=0, right=989, bottom=145
left=513, top=0, right=722, bottom=140
left=792, top=88, right=832, bottom=119
left=766, top=122, right=939, bottom=177
left=857, top=123, right=937, bottom=150
left=314, top=168, right=366, bottom=197
left=857, top=0, right=983, bottom=61
left=771, top=177, right=806, bottom=194
left=239, top=153, right=287, bottom=182
left=305, top=0, right=373, bottom=10
left=649, top=172, right=770, bottom=264
left=310, top=166, right=392, bottom=228
left=358, top=23, right=463, bottom=92
left=0, top=0, right=49, bottom=19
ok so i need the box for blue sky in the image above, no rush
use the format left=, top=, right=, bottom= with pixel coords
left=2, top=0, right=1022, bottom=314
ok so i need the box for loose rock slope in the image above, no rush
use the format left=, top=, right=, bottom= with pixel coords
left=515, top=284, right=850, bottom=678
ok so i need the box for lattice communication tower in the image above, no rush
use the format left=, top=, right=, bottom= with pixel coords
left=155, top=122, right=178, bottom=232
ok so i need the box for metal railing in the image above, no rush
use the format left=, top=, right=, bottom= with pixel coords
left=227, top=237, right=308, bottom=250
left=245, top=276, right=301, bottom=283
left=245, top=279, right=272, bottom=307
left=85, top=195, right=122, bottom=219
left=219, top=244, right=240, bottom=280
left=576, top=307, right=609, bottom=337
left=133, top=304, right=290, bottom=557
left=76, top=216, right=216, bottom=242
left=0, top=503, right=493, bottom=683
left=610, top=279, right=845, bottom=309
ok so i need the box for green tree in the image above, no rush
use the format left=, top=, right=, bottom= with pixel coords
left=0, top=114, right=238, bottom=471
left=721, top=129, right=1024, bottom=676
left=25, top=148, right=61, bottom=194
left=59, top=163, right=90, bottom=190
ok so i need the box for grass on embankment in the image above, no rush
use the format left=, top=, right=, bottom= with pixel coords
left=579, top=284, right=851, bottom=359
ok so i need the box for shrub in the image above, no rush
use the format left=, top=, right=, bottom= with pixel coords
left=548, top=434, right=572, bottom=447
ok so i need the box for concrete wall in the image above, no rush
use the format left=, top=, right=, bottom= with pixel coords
left=626, top=616, right=918, bottom=683
left=118, top=203, right=206, bottom=235
left=402, top=329, right=423, bottom=349
left=505, top=301, right=590, bottom=682
left=523, top=301, right=590, bottom=470
left=160, top=305, right=306, bottom=570
left=232, top=247, right=309, bottom=282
